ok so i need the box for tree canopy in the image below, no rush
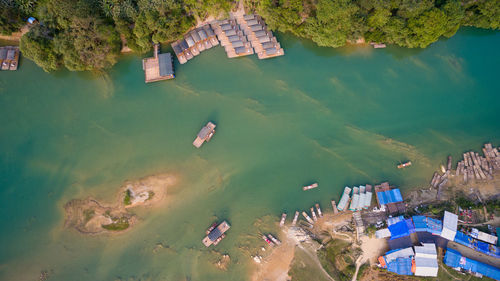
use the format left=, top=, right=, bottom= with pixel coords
left=0, top=0, right=496, bottom=72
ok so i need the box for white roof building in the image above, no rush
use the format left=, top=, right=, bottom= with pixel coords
left=337, top=187, right=351, bottom=211
left=471, top=228, right=498, bottom=244
left=414, top=243, right=438, bottom=277
left=375, top=228, right=391, bottom=239
left=385, top=247, right=414, bottom=263
left=441, top=211, right=458, bottom=241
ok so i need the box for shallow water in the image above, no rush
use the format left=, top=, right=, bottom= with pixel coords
left=0, top=28, right=499, bottom=281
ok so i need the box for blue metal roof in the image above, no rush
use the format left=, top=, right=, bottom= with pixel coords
left=444, top=248, right=500, bottom=280
left=208, top=227, right=222, bottom=241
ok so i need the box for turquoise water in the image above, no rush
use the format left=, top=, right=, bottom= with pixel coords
left=0, top=28, right=499, bottom=280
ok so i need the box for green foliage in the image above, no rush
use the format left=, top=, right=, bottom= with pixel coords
left=6, top=0, right=500, bottom=72
left=365, top=225, right=376, bottom=237
left=20, top=25, right=60, bottom=72
left=317, top=239, right=356, bottom=281
left=83, top=209, right=95, bottom=223
left=101, top=217, right=130, bottom=231
left=124, top=189, right=132, bottom=205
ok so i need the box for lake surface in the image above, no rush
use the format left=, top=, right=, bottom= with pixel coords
left=0, top=28, right=499, bottom=281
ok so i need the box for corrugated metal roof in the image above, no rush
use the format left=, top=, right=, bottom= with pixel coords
left=376, top=228, right=391, bottom=239
left=158, top=53, right=174, bottom=77
left=384, top=247, right=414, bottom=263
left=441, top=211, right=458, bottom=240
left=445, top=248, right=500, bottom=280
left=208, top=227, right=222, bottom=241
left=234, top=46, right=249, bottom=54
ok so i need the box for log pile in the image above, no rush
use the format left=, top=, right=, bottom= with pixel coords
left=430, top=143, right=499, bottom=200
left=456, top=143, right=499, bottom=182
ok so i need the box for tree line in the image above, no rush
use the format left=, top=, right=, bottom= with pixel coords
left=0, top=0, right=498, bottom=72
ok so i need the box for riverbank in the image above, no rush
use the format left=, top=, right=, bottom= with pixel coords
left=64, top=173, right=176, bottom=235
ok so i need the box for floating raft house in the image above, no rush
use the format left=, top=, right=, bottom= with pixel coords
left=193, top=122, right=216, bottom=148
left=236, top=14, right=284, bottom=59
left=143, top=44, right=174, bottom=83
left=171, top=24, right=219, bottom=64
left=202, top=221, right=230, bottom=247
left=349, top=187, right=359, bottom=211
left=337, top=186, right=351, bottom=212
left=0, top=46, right=20, bottom=71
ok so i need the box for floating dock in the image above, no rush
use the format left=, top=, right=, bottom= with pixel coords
left=292, top=211, right=299, bottom=225
left=202, top=221, right=230, bottom=247
left=212, top=19, right=254, bottom=58
left=193, top=122, right=216, bottom=148
left=303, top=182, right=318, bottom=191
left=280, top=213, right=286, bottom=227
left=349, top=186, right=360, bottom=211
left=0, top=46, right=20, bottom=71
left=142, top=44, right=174, bottom=83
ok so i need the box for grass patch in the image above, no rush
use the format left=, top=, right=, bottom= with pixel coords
left=147, top=191, right=155, bottom=200
left=124, top=189, right=132, bottom=205
left=101, top=217, right=129, bottom=231
left=83, top=209, right=95, bottom=223
left=317, top=239, right=356, bottom=281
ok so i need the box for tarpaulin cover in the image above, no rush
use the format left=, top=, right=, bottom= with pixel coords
left=406, top=219, right=415, bottom=234
left=444, top=248, right=500, bottom=280
left=454, top=231, right=500, bottom=258
left=411, top=216, right=442, bottom=235
left=387, top=257, right=413, bottom=276
left=377, top=189, right=403, bottom=205
left=389, top=220, right=410, bottom=240
left=387, top=216, right=405, bottom=226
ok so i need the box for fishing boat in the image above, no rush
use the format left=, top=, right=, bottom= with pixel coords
left=302, top=183, right=318, bottom=191
left=205, top=222, right=217, bottom=234
left=262, top=235, right=275, bottom=246
left=397, top=161, right=412, bottom=169
left=280, top=213, right=286, bottom=227
left=268, top=234, right=281, bottom=245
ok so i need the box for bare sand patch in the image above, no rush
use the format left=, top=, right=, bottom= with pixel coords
left=64, top=173, right=176, bottom=235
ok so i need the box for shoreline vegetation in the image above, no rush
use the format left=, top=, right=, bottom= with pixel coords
left=63, top=173, right=176, bottom=235
left=0, top=0, right=497, bottom=72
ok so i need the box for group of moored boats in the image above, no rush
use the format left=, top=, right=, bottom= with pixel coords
left=262, top=233, right=281, bottom=247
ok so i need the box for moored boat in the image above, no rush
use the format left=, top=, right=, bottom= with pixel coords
left=397, top=161, right=412, bottom=169
left=302, top=183, right=318, bottom=191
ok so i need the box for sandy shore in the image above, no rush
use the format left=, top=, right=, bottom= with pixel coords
left=64, top=173, right=176, bottom=235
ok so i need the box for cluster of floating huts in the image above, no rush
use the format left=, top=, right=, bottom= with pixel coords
left=375, top=211, right=500, bottom=279
left=171, top=25, right=219, bottom=64
left=336, top=185, right=373, bottom=212
left=0, top=46, right=20, bottom=71
left=171, top=14, right=284, bottom=64
left=145, top=14, right=285, bottom=83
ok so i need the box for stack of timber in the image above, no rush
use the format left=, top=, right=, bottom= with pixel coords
left=211, top=19, right=253, bottom=58
left=235, top=14, right=284, bottom=59
left=171, top=24, right=219, bottom=64
left=430, top=143, right=499, bottom=200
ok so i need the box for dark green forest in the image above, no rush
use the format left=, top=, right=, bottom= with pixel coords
left=1, top=0, right=498, bottom=72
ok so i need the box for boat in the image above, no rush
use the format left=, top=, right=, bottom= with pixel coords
left=205, top=222, right=217, bottom=234
left=292, top=211, right=299, bottom=225
left=279, top=213, right=286, bottom=227
left=315, top=203, right=323, bottom=218
left=262, top=235, right=275, bottom=247
left=397, top=161, right=412, bottom=169
left=268, top=234, right=281, bottom=245
left=202, top=221, right=230, bottom=247
left=302, top=183, right=318, bottom=191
